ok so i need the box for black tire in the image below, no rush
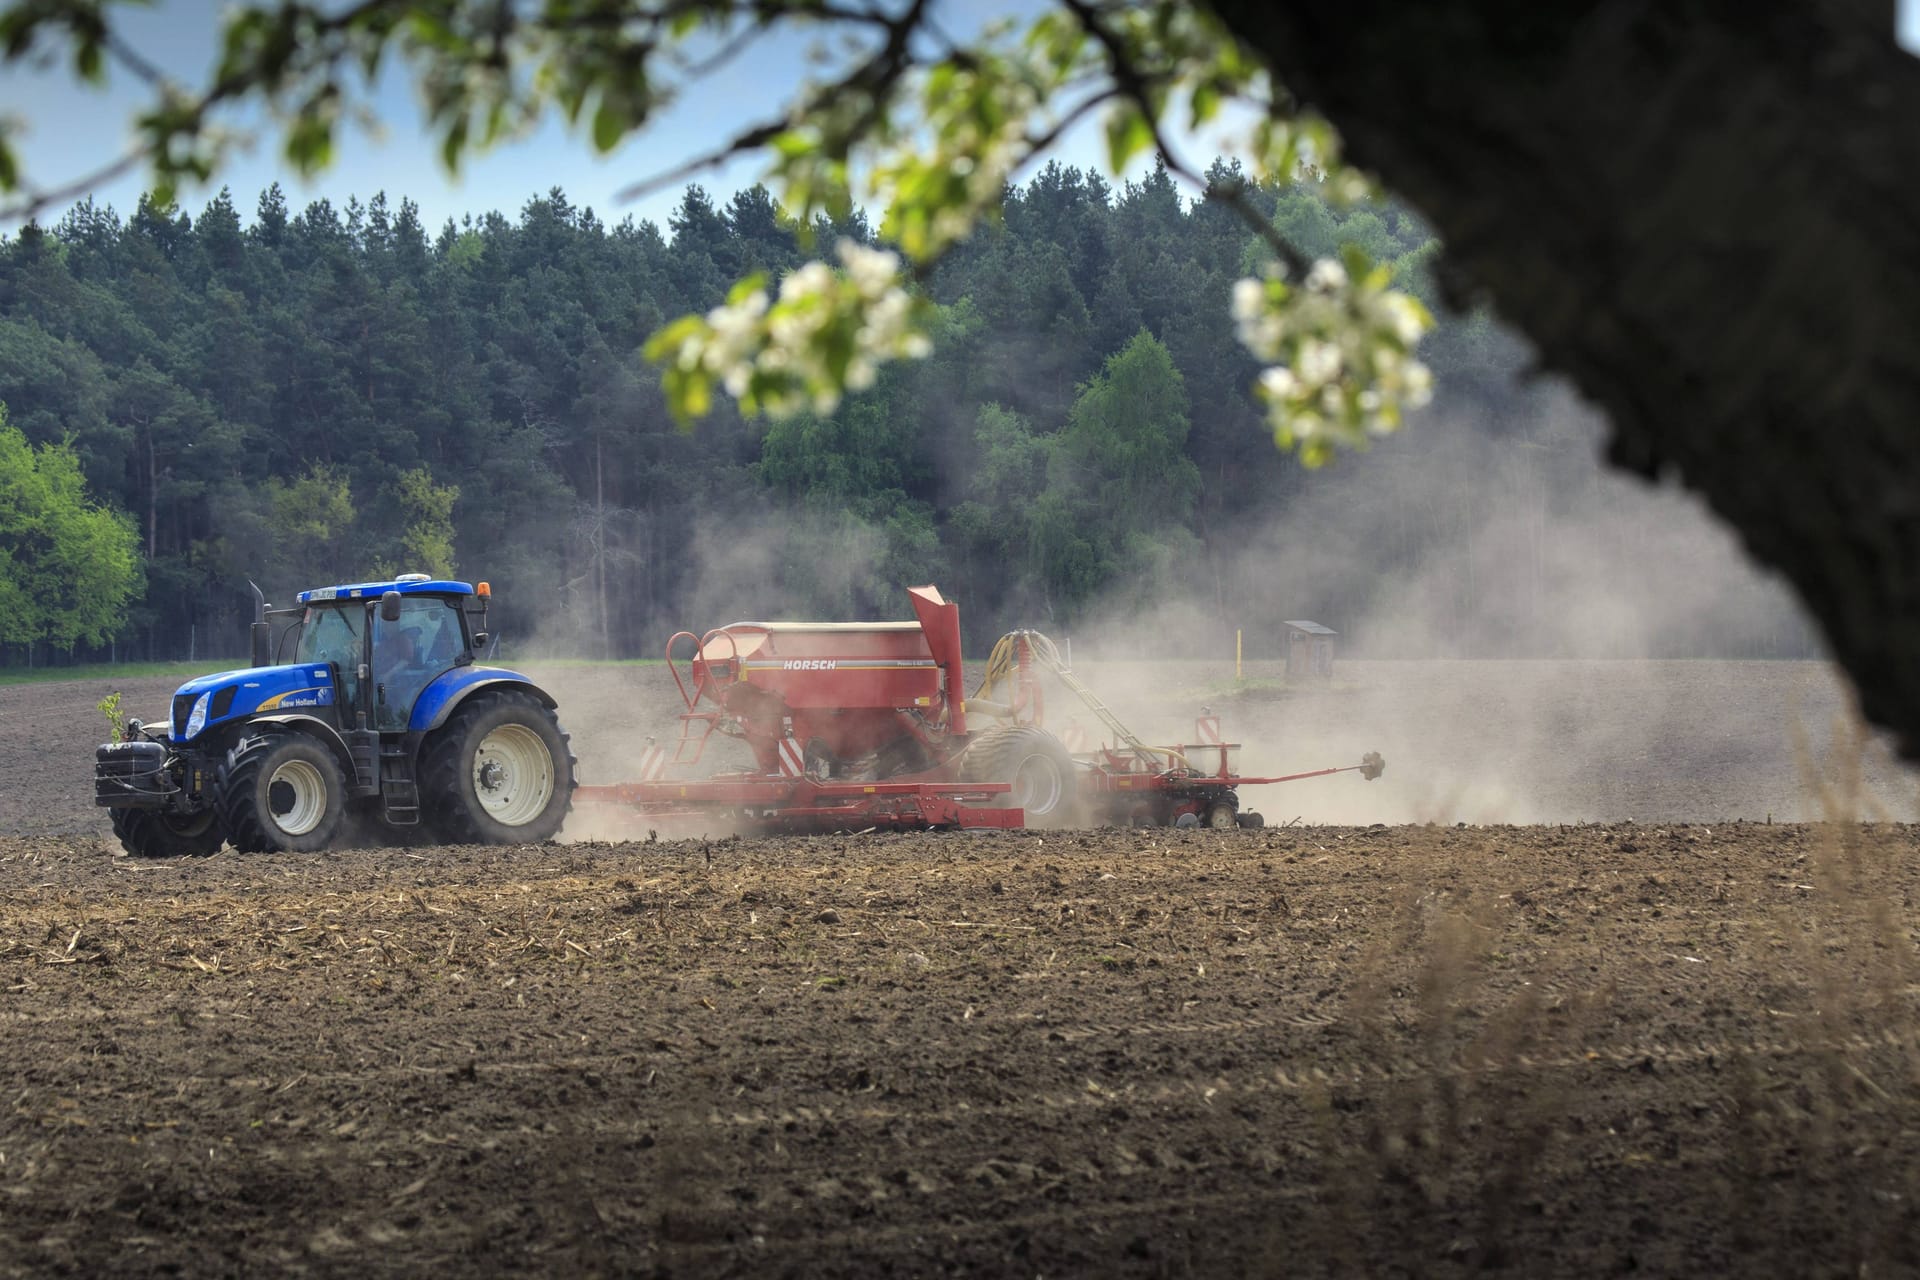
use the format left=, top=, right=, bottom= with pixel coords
left=959, top=725, right=1081, bottom=828
left=109, top=807, right=223, bottom=858
left=421, top=691, right=575, bottom=844
left=215, top=731, right=348, bottom=853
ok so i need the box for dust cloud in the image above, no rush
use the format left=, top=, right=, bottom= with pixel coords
left=1042, top=385, right=1920, bottom=825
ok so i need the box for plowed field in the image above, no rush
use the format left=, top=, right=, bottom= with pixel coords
left=5, top=663, right=1920, bottom=1276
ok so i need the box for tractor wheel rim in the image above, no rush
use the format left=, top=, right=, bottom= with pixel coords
left=267, top=759, right=327, bottom=836
left=473, top=724, right=555, bottom=827
left=1011, top=752, right=1064, bottom=815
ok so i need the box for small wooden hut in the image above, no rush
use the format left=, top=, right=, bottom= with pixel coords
left=1281, top=621, right=1338, bottom=680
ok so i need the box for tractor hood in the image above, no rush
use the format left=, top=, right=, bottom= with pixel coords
left=168, top=663, right=338, bottom=743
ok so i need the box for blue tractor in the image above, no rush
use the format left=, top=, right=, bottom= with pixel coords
left=94, top=575, right=575, bottom=856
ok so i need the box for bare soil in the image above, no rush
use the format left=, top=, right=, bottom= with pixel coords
left=4, top=666, right=1920, bottom=1276
left=6, top=822, right=1920, bottom=1278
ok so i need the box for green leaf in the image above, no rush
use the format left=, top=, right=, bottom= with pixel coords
left=440, top=115, right=468, bottom=173
left=590, top=96, right=624, bottom=151
left=726, top=273, right=769, bottom=305
left=1189, top=81, right=1219, bottom=129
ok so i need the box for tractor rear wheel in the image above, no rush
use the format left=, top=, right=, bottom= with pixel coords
left=960, top=725, right=1081, bottom=828
left=109, top=807, right=223, bottom=858
left=216, top=732, right=348, bottom=853
left=421, top=692, right=574, bottom=844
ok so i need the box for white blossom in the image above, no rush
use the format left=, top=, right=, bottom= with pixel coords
left=1304, top=258, right=1347, bottom=294
left=1258, top=366, right=1297, bottom=399
left=1296, top=338, right=1342, bottom=386
left=1231, top=278, right=1264, bottom=323
left=780, top=261, right=834, bottom=302
left=1404, top=361, right=1434, bottom=407
left=836, top=240, right=901, bottom=297
left=1380, top=293, right=1426, bottom=345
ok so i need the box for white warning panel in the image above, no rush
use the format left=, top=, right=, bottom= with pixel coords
left=637, top=745, right=668, bottom=781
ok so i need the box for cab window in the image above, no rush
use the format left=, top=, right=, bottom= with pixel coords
left=295, top=604, right=365, bottom=718
left=371, top=597, right=464, bottom=730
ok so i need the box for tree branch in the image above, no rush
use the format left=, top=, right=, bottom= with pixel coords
left=1059, top=0, right=1308, bottom=277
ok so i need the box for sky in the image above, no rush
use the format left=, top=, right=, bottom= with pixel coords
left=0, top=0, right=1120, bottom=233
left=2, top=0, right=1918, bottom=235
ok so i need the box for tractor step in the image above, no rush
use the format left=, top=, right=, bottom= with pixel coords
left=347, top=732, right=381, bottom=795
left=379, top=744, right=420, bottom=826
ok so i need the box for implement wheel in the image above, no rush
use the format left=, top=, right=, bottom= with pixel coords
left=1205, top=799, right=1239, bottom=830
left=422, top=691, right=575, bottom=844
left=960, top=725, right=1081, bottom=828
left=216, top=732, right=348, bottom=853
left=110, top=807, right=223, bottom=858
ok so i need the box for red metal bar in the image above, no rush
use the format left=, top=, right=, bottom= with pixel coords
left=698, top=627, right=741, bottom=693
left=575, top=777, right=1011, bottom=807
left=907, top=584, right=966, bottom=736
left=574, top=775, right=1019, bottom=834
left=1072, top=762, right=1369, bottom=796
left=1229, top=765, right=1370, bottom=785
left=665, top=630, right=700, bottom=710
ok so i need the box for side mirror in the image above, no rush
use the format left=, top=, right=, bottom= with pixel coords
left=379, top=590, right=403, bottom=622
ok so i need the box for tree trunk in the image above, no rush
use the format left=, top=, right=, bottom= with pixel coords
left=1206, top=1, right=1920, bottom=751
left=595, top=435, right=610, bottom=660
left=146, top=424, right=157, bottom=559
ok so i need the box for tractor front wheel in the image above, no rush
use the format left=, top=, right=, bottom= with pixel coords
left=960, top=725, right=1081, bottom=828
left=216, top=732, right=348, bottom=853
left=109, top=807, right=224, bottom=858
left=421, top=692, right=574, bottom=844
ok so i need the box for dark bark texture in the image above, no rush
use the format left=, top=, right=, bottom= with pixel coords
left=1207, top=1, right=1920, bottom=751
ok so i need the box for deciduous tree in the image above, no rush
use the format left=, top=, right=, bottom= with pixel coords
left=0, top=408, right=142, bottom=660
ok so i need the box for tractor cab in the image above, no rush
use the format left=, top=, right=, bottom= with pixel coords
left=290, top=575, right=488, bottom=734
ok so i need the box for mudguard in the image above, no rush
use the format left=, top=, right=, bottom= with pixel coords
left=410, top=666, right=556, bottom=734
left=245, top=713, right=354, bottom=767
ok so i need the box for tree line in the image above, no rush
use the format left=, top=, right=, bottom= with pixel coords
left=0, top=161, right=1809, bottom=666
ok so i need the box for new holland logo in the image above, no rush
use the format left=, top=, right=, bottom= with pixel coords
left=781, top=659, right=838, bottom=670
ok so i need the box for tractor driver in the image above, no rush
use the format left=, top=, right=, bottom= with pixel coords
left=376, top=625, right=420, bottom=682
left=373, top=623, right=428, bottom=730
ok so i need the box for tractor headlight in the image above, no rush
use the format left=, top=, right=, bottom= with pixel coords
left=183, top=693, right=210, bottom=740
